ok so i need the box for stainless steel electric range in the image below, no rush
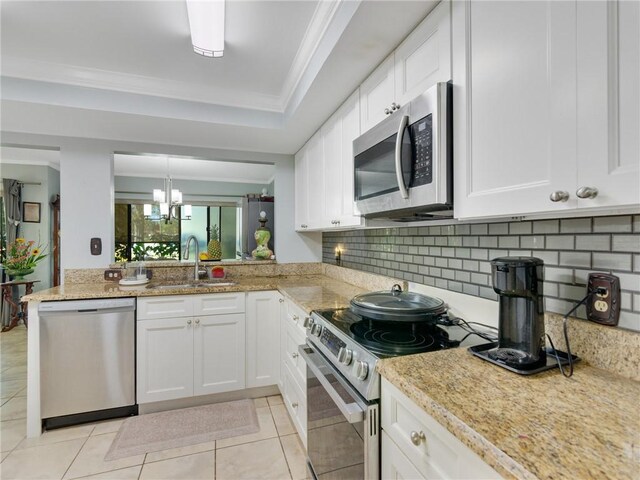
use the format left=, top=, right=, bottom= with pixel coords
left=300, top=287, right=493, bottom=480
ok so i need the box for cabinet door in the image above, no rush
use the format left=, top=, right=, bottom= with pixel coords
left=306, top=131, right=325, bottom=229
left=576, top=0, right=640, bottom=209
left=381, top=431, right=426, bottom=480
left=294, top=144, right=310, bottom=231
left=323, top=110, right=343, bottom=228
left=360, top=54, right=395, bottom=133
left=339, top=90, right=364, bottom=227
left=394, top=1, right=452, bottom=106
left=453, top=1, right=579, bottom=218
left=137, top=318, right=193, bottom=403
left=246, top=291, right=280, bottom=388
left=193, top=313, right=245, bottom=396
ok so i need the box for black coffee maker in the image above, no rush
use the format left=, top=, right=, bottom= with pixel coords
left=488, top=257, right=545, bottom=370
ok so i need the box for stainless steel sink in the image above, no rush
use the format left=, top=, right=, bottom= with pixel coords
left=146, top=281, right=236, bottom=290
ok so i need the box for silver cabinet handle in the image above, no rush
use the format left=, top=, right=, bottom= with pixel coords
left=291, top=352, right=298, bottom=359
left=576, top=186, right=598, bottom=199
left=291, top=402, right=298, bottom=409
left=410, top=430, right=426, bottom=446
left=384, top=108, right=391, bottom=115
left=292, top=315, right=299, bottom=323
left=549, top=191, right=570, bottom=202
left=300, top=224, right=307, bottom=229
left=195, top=319, right=200, bottom=325
left=187, top=319, right=192, bottom=325
left=279, top=298, right=284, bottom=303
left=391, top=102, right=400, bottom=110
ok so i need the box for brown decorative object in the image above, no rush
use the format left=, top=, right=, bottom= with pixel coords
left=1, top=280, right=39, bottom=332
left=23, top=201, right=41, bottom=223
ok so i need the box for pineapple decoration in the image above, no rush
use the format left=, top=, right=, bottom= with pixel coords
left=207, top=224, right=222, bottom=261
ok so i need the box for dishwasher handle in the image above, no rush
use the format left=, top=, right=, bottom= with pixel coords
left=38, top=298, right=135, bottom=314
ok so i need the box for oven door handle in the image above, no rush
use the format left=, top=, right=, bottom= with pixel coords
left=299, top=345, right=365, bottom=424
left=394, top=114, right=410, bottom=199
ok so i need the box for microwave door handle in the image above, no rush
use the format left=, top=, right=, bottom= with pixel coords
left=299, top=345, right=365, bottom=424
left=395, top=114, right=410, bottom=199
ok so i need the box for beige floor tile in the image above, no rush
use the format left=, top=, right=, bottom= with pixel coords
left=0, top=395, right=27, bottom=421
left=0, top=379, right=27, bottom=399
left=0, top=438, right=85, bottom=480
left=280, top=434, right=308, bottom=480
left=216, top=406, right=277, bottom=448
left=140, top=450, right=215, bottom=479
left=90, top=418, right=125, bottom=436
left=17, top=423, right=95, bottom=450
left=270, top=403, right=296, bottom=436
left=253, top=397, right=269, bottom=408
left=73, top=465, right=142, bottom=479
left=63, top=433, right=145, bottom=479
left=267, top=394, right=284, bottom=406
left=1, top=365, right=28, bottom=382
left=0, top=418, right=25, bottom=452
left=145, top=440, right=216, bottom=463
left=217, top=437, right=291, bottom=480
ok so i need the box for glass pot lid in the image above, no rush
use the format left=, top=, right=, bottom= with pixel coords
left=350, top=284, right=446, bottom=322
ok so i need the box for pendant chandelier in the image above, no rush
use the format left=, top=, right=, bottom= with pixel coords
left=144, top=158, right=192, bottom=222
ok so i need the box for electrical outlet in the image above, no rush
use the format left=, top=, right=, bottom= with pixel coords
left=104, top=269, right=123, bottom=281
left=586, top=273, right=620, bottom=326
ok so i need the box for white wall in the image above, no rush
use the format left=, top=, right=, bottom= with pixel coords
left=2, top=132, right=323, bottom=271
left=0, top=162, right=60, bottom=291
left=59, top=140, right=114, bottom=270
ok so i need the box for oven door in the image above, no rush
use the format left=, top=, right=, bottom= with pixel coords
left=299, top=343, right=379, bottom=480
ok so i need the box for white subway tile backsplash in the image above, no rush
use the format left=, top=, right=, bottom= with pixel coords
left=593, top=215, right=633, bottom=233
left=618, top=311, right=640, bottom=331
left=612, top=235, right=640, bottom=253
left=323, top=215, right=640, bottom=323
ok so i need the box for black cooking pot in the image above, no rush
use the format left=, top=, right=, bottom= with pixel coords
left=350, top=284, right=446, bottom=323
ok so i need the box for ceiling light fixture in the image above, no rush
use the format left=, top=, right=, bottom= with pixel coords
left=186, top=0, right=225, bottom=58
left=144, top=158, right=191, bottom=222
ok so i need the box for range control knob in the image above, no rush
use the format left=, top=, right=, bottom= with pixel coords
left=311, top=323, right=323, bottom=337
left=306, top=318, right=315, bottom=331
left=337, top=347, right=353, bottom=365
left=355, top=361, right=369, bottom=381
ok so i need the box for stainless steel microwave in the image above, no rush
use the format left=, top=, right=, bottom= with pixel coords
left=353, top=82, right=452, bottom=221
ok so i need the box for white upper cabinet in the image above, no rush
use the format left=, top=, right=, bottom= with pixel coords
left=360, top=1, right=452, bottom=133
left=295, top=91, right=363, bottom=232
left=360, top=54, right=396, bottom=133
left=394, top=0, right=452, bottom=106
left=576, top=0, right=640, bottom=210
left=453, top=0, right=639, bottom=219
left=294, top=143, right=310, bottom=231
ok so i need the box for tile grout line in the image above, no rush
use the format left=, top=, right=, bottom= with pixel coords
left=60, top=430, right=94, bottom=480
left=276, top=435, right=295, bottom=480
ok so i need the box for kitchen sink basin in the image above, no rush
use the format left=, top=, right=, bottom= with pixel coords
left=146, top=281, right=237, bottom=290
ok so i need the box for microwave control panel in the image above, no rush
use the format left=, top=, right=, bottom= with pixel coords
left=410, top=114, right=433, bottom=187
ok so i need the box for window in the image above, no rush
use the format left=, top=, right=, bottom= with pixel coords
left=114, top=203, right=241, bottom=262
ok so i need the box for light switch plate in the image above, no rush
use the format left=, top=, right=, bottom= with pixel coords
left=586, top=273, right=620, bottom=326
left=90, top=237, right=102, bottom=255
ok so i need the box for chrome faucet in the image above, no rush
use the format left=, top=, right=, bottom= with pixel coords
left=183, top=235, right=201, bottom=281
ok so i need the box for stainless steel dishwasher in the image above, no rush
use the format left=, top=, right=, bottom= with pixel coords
left=39, top=298, right=137, bottom=429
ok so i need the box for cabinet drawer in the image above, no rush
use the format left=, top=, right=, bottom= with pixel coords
left=284, top=331, right=306, bottom=389
left=285, top=301, right=309, bottom=339
left=282, top=362, right=307, bottom=444
left=382, top=431, right=426, bottom=480
left=193, top=293, right=245, bottom=315
left=137, top=296, right=193, bottom=320
left=382, top=379, right=501, bottom=479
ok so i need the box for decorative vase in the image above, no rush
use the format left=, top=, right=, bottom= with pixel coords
left=6, top=268, right=34, bottom=281
left=251, top=212, right=274, bottom=260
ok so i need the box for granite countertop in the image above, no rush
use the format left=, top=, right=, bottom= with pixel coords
left=377, top=348, right=640, bottom=480
left=23, top=274, right=367, bottom=313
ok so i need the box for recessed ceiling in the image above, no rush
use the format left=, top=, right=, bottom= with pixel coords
left=1, top=0, right=440, bottom=153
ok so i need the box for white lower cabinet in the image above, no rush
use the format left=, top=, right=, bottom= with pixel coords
left=137, top=293, right=246, bottom=404
left=382, top=379, right=501, bottom=480
left=194, top=313, right=245, bottom=396
left=278, top=297, right=309, bottom=445
left=246, top=291, right=281, bottom=388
